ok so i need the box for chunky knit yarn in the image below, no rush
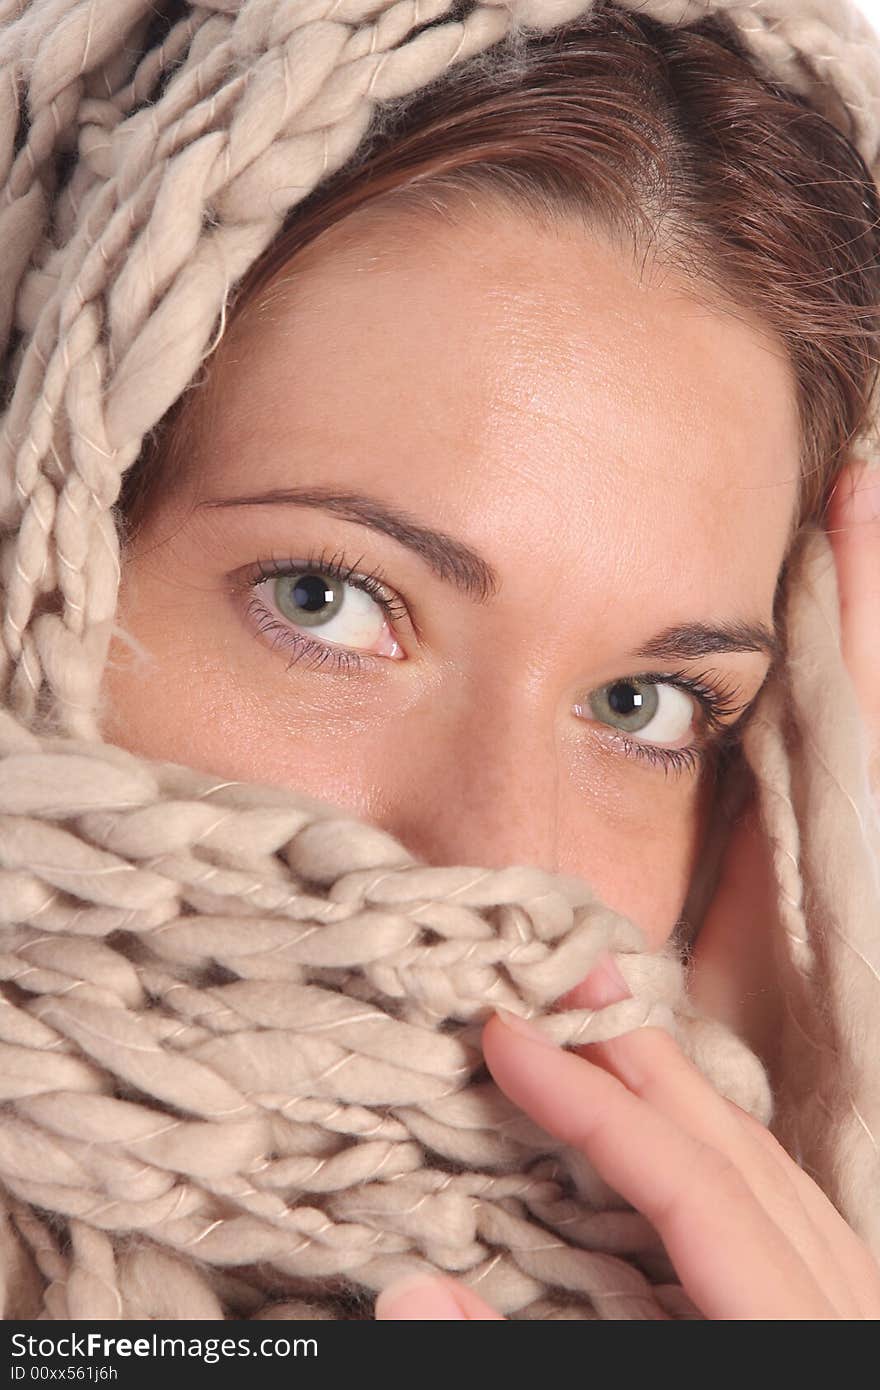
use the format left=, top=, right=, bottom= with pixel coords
left=0, top=0, right=878, bottom=1320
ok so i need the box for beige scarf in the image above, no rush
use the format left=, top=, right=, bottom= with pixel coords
left=0, top=0, right=878, bottom=1320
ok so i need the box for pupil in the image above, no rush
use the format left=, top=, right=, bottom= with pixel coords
left=293, top=573, right=333, bottom=613
left=609, top=682, right=643, bottom=716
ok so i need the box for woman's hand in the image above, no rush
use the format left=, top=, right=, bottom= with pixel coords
left=376, top=998, right=880, bottom=1319
left=375, top=458, right=880, bottom=1323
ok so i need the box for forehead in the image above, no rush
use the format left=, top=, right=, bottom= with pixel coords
left=204, top=201, right=800, bottom=625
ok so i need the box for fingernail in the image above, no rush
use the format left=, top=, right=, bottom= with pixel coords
left=495, top=1007, right=561, bottom=1048
left=583, top=953, right=632, bottom=1008
left=375, top=1272, right=465, bottom=1320
left=553, top=952, right=632, bottom=1012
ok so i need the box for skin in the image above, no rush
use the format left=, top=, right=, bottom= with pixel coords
left=101, top=196, right=798, bottom=1005
left=99, top=199, right=880, bottom=1314
left=374, top=462, right=880, bottom=1321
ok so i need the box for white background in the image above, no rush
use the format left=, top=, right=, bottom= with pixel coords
left=854, top=0, right=880, bottom=36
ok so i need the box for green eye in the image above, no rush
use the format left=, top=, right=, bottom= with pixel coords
left=273, top=572, right=345, bottom=628
left=582, top=678, right=695, bottom=745
left=265, top=568, right=388, bottom=650
left=591, top=679, right=659, bottom=733
left=244, top=555, right=406, bottom=665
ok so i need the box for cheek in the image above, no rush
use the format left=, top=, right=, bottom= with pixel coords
left=558, top=760, right=714, bottom=953
left=98, top=561, right=254, bottom=771
left=99, top=639, right=242, bottom=773
left=99, top=594, right=391, bottom=797
left=99, top=559, right=717, bottom=955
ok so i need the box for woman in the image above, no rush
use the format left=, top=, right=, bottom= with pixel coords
left=0, top=0, right=878, bottom=1320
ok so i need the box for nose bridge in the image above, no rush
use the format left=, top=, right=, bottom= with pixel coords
left=379, top=676, right=563, bottom=873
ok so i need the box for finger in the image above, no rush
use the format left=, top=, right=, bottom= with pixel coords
left=583, top=1026, right=789, bottom=1186
left=556, top=918, right=865, bottom=1309
left=483, top=1011, right=837, bottom=1319
left=558, top=948, right=818, bottom=1265
left=375, top=1272, right=506, bottom=1320
left=576, top=1025, right=855, bottom=1313
left=722, top=1096, right=880, bottom=1319
left=825, top=459, right=880, bottom=775
left=555, top=950, right=633, bottom=1013
left=558, top=955, right=847, bottom=1302
left=563, top=926, right=863, bottom=1308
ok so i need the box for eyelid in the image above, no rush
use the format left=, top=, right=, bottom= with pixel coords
left=240, top=548, right=411, bottom=629
left=232, top=548, right=756, bottom=777
left=586, top=669, right=751, bottom=738
left=578, top=670, right=753, bottom=779
left=655, top=669, right=750, bottom=729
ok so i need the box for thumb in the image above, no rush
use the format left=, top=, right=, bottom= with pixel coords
left=375, top=1272, right=506, bottom=1320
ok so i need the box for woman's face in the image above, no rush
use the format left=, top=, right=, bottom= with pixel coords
left=100, top=198, right=800, bottom=954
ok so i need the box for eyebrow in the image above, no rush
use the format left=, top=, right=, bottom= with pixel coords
left=200, top=485, right=781, bottom=663
left=633, top=620, right=780, bottom=663
left=200, top=485, right=498, bottom=601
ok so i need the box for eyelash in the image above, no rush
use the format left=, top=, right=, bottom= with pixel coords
left=236, top=547, right=753, bottom=779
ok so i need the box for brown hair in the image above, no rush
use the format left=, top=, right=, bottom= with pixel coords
left=116, top=0, right=880, bottom=543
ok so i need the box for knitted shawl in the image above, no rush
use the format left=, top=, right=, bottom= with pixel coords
left=0, top=0, right=878, bottom=1321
